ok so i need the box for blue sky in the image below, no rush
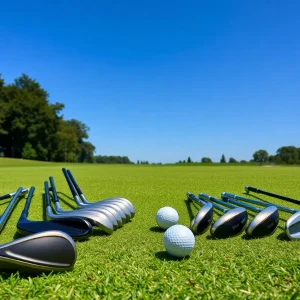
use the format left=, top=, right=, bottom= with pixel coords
left=1, top=1, right=299, bottom=163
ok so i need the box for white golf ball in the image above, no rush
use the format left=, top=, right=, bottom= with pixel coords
left=164, top=225, right=195, bottom=258
left=156, top=206, right=179, bottom=230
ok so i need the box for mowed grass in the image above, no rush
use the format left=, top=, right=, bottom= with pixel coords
left=0, top=158, right=300, bottom=299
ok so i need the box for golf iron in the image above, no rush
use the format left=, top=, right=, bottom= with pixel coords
left=222, top=192, right=300, bottom=240
left=221, top=194, right=279, bottom=238
left=0, top=187, right=76, bottom=273
left=63, top=168, right=135, bottom=219
left=186, top=192, right=213, bottom=234
left=17, top=186, right=93, bottom=240
left=198, top=193, right=248, bottom=239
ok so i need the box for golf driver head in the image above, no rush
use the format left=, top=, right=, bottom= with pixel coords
left=246, top=206, right=279, bottom=238
left=211, top=207, right=248, bottom=239
left=286, top=211, right=300, bottom=240
left=0, top=231, right=76, bottom=273
left=190, top=202, right=214, bottom=234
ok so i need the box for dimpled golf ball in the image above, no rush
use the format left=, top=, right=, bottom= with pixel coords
left=164, top=225, right=195, bottom=258
left=156, top=206, right=179, bottom=230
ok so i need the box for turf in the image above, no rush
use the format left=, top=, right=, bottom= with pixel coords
left=0, top=158, right=300, bottom=299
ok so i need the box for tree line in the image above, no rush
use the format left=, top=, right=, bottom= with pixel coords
left=176, top=147, right=300, bottom=165
left=0, top=73, right=134, bottom=164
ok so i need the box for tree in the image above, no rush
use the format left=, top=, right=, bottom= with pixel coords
left=201, top=157, right=212, bottom=163
left=253, top=150, right=269, bottom=163
left=187, top=157, right=192, bottom=163
left=276, top=146, right=299, bottom=164
left=22, top=142, right=37, bottom=160
left=220, top=154, right=226, bottom=163
left=229, top=157, right=237, bottom=163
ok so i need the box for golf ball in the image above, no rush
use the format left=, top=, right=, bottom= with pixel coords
left=164, top=225, right=195, bottom=258
left=156, top=206, right=179, bottom=230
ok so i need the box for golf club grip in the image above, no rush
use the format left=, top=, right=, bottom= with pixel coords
left=246, top=186, right=300, bottom=205
left=186, top=192, right=206, bottom=206
left=44, top=181, right=51, bottom=207
left=22, top=187, right=35, bottom=216
left=49, top=176, right=59, bottom=203
left=62, top=168, right=78, bottom=197
left=67, top=169, right=83, bottom=195
left=0, top=193, right=12, bottom=200
left=0, top=187, right=24, bottom=232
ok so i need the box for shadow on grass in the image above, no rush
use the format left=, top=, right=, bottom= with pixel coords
left=155, top=251, right=190, bottom=261
left=276, top=231, right=291, bottom=241
left=150, top=226, right=165, bottom=233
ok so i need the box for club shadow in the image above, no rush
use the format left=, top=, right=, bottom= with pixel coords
left=276, top=231, right=291, bottom=241
left=150, top=226, right=165, bottom=233
left=155, top=251, right=190, bottom=261
left=184, top=199, right=195, bottom=221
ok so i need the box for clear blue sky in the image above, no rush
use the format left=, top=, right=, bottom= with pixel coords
left=1, top=1, right=299, bottom=163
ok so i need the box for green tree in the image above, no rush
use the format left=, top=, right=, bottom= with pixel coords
left=187, top=156, right=192, bottom=163
left=22, top=142, right=37, bottom=159
left=253, top=149, right=269, bottom=163
left=220, top=154, right=226, bottom=163
left=201, top=157, right=212, bottom=163
left=276, top=146, right=299, bottom=164
left=229, top=157, right=238, bottom=163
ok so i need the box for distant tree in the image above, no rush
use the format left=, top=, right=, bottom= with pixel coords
left=253, top=150, right=269, bottom=163
left=201, top=157, right=212, bottom=163
left=178, top=160, right=182, bottom=163
left=240, top=160, right=248, bottom=164
left=22, top=142, right=37, bottom=160
left=220, top=154, right=226, bottom=163
left=229, top=157, right=238, bottom=163
left=276, top=146, right=299, bottom=164
left=187, top=157, right=192, bottom=163
left=183, top=160, right=186, bottom=163
left=137, top=160, right=140, bottom=164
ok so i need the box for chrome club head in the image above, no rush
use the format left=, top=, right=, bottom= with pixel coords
left=190, top=202, right=213, bottom=234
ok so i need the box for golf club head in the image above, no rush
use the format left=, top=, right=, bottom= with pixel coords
left=0, top=231, right=76, bottom=273
left=210, top=207, right=248, bottom=239
left=285, top=211, right=300, bottom=240
left=246, top=206, right=279, bottom=238
left=190, top=203, right=214, bottom=234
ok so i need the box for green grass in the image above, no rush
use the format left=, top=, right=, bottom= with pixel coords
left=0, top=158, right=300, bottom=299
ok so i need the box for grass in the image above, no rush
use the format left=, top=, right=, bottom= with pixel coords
left=0, top=158, right=300, bottom=298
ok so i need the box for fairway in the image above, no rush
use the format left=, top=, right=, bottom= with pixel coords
left=0, top=160, right=300, bottom=298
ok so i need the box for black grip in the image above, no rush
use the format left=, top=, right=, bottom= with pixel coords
left=67, top=169, right=83, bottom=194
left=62, top=168, right=78, bottom=197
left=44, top=181, right=51, bottom=207
left=49, top=176, right=59, bottom=203
left=0, top=193, right=11, bottom=200
left=245, top=186, right=300, bottom=205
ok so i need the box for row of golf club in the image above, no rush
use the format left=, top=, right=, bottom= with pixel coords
left=187, top=186, right=300, bottom=240
left=0, top=168, right=135, bottom=274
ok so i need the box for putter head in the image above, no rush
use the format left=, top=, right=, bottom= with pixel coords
left=285, top=211, right=300, bottom=240
left=190, top=203, right=213, bottom=235
left=246, top=206, right=279, bottom=238
left=210, top=207, right=248, bottom=239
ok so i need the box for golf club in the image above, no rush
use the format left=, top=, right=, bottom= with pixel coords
left=0, top=231, right=77, bottom=274
left=44, top=181, right=114, bottom=235
left=17, top=186, right=93, bottom=240
left=186, top=192, right=213, bottom=234
left=62, top=169, right=132, bottom=222
left=50, top=177, right=122, bottom=230
left=245, top=186, right=300, bottom=205
left=222, top=192, right=300, bottom=240
left=198, top=193, right=248, bottom=239
left=221, top=194, right=279, bottom=238
left=0, top=188, right=29, bottom=200
left=64, top=168, right=135, bottom=219
left=0, top=187, right=76, bottom=273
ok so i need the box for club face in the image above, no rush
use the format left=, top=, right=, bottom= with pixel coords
left=285, top=211, right=300, bottom=239
left=191, top=203, right=214, bottom=234
left=17, top=217, right=93, bottom=240
left=246, top=206, right=279, bottom=238
left=0, top=231, right=76, bottom=273
left=211, top=208, right=248, bottom=239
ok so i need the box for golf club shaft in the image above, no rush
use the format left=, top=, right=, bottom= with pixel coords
left=199, top=193, right=237, bottom=210
left=222, top=192, right=296, bottom=214
left=22, top=187, right=35, bottom=217
left=186, top=192, right=207, bottom=206
left=221, top=196, right=261, bottom=212
left=0, top=187, right=24, bottom=232
left=199, top=194, right=230, bottom=213
left=0, top=188, right=29, bottom=200
left=245, top=186, right=300, bottom=205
